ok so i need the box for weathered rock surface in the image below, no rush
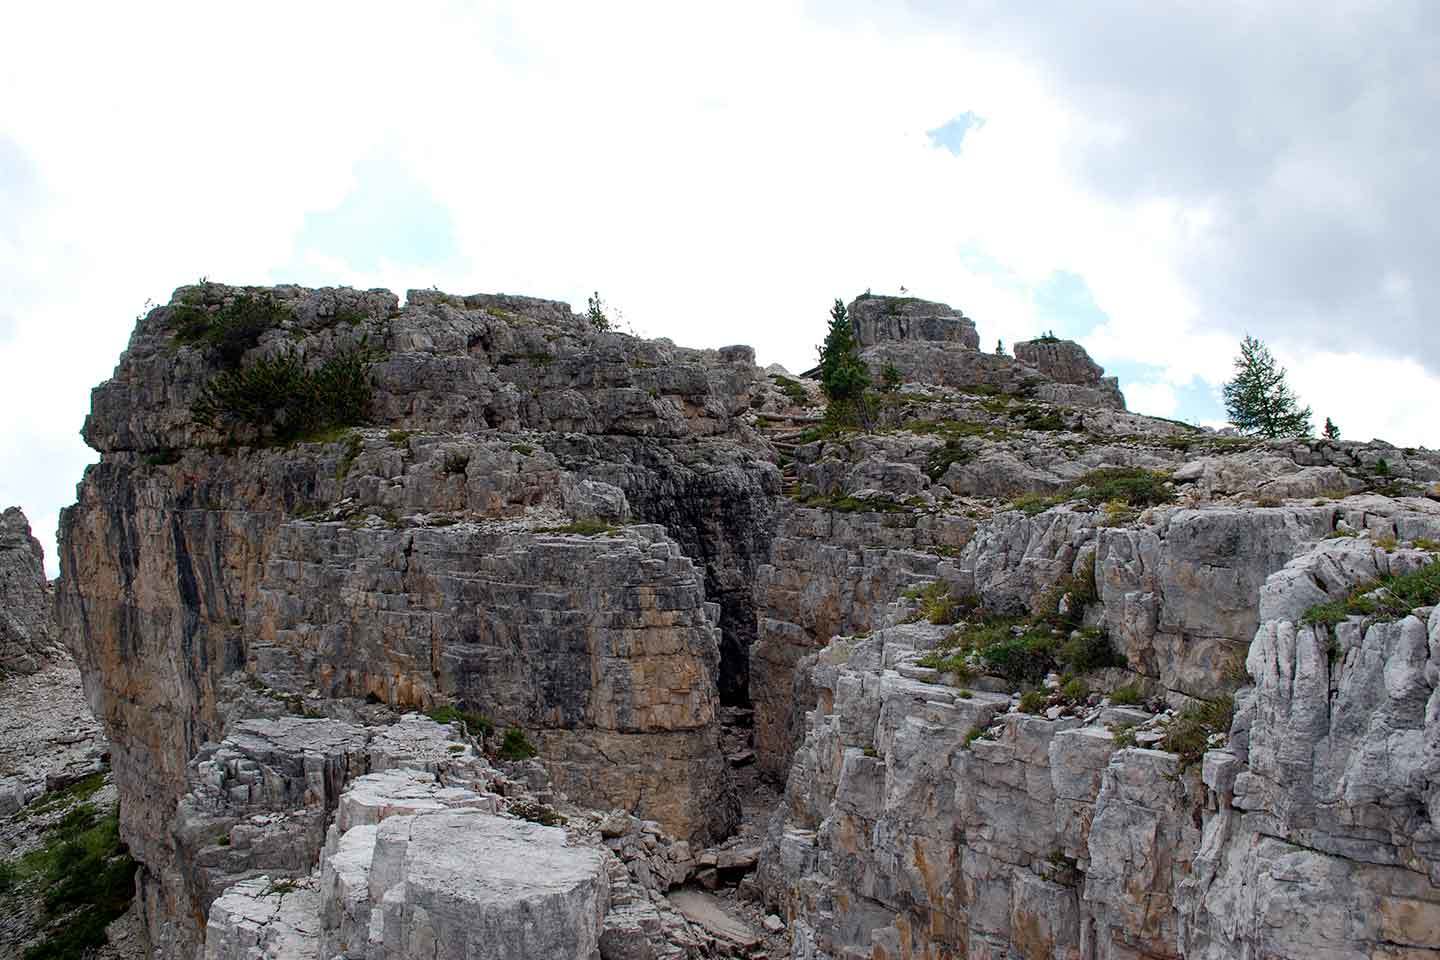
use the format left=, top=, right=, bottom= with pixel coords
left=55, top=280, right=1440, bottom=960
left=758, top=512, right=1440, bottom=958
left=58, top=284, right=773, bottom=953
left=848, top=295, right=980, bottom=350
left=1014, top=337, right=1126, bottom=410
left=1, top=507, right=63, bottom=675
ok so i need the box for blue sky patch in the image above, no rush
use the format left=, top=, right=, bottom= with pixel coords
left=287, top=152, right=459, bottom=275
left=926, top=112, right=984, bottom=156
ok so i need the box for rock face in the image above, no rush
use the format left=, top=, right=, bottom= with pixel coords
left=847, top=295, right=980, bottom=350
left=848, top=296, right=1126, bottom=410
left=0, top=507, right=62, bottom=675
left=57, top=281, right=1440, bottom=959
left=1014, top=337, right=1126, bottom=410
left=58, top=284, right=773, bottom=955
left=758, top=520, right=1440, bottom=957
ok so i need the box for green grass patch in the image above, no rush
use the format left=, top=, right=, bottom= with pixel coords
left=426, top=705, right=494, bottom=737
left=1109, top=682, right=1143, bottom=706
left=1162, top=696, right=1234, bottom=766
left=193, top=344, right=377, bottom=446
left=498, top=727, right=537, bottom=761
left=170, top=291, right=290, bottom=368
left=1300, top=558, right=1440, bottom=627
left=1018, top=690, right=1047, bottom=714
left=770, top=374, right=810, bottom=405
left=1010, top=467, right=1174, bottom=516
left=16, top=805, right=136, bottom=960
left=799, top=493, right=910, bottom=514
left=925, top=439, right=970, bottom=482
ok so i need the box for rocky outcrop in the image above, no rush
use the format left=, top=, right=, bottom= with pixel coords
left=754, top=521, right=1440, bottom=955
left=58, top=284, right=772, bottom=955
left=0, top=507, right=62, bottom=675
left=847, top=296, right=980, bottom=350
left=57, top=277, right=1440, bottom=960
left=1014, top=337, right=1126, bottom=410
left=845, top=296, right=1125, bottom=410
left=756, top=499, right=1440, bottom=958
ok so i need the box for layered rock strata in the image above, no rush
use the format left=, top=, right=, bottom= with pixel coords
left=58, top=284, right=774, bottom=954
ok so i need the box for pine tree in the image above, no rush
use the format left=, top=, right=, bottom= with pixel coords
left=1222, top=335, right=1312, bottom=438
left=995, top=339, right=1005, bottom=356
left=817, top=298, right=871, bottom=427
left=586, top=292, right=609, bottom=331
left=1323, top=417, right=1341, bottom=441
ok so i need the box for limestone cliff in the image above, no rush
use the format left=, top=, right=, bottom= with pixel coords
left=55, top=283, right=1440, bottom=959
left=58, top=283, right=776, bottom=954
left=1, top=506, right=63, bottom=675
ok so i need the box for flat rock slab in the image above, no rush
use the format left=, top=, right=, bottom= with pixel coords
left=666, top=889, right=760, bottom=950
left=336, top=768, right=496, bottom=834
left=204, top=875, right=321, bottom=960
left=373, top=809, right=609, bottom=960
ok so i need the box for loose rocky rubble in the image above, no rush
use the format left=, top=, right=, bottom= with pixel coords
left=190, top=711, right=779, bottom=960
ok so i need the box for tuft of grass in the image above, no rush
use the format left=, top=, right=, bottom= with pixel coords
left=964, top=723, right=994, bottom=747
left=1018, top=690, right=1048, bottom=714
left=498, top=727, right=538, bottom=761
left=335, top=432, right=364, bottom=480
left=386, top=430, right=413, bottom=444
left=1060, top=676, right=1090, bottom=704
left=1109, top=682, right=1143, bottom=706
left=510, top=443, right=535, bottom=456
left=507, top=799, right=564, bottom=827
left=770, top=375, right=810, bottom=406
left=426, top=705, right=493, bottom=737
left=926, top=439, right=970, bottom=482
left=1300, top=558, right=1440, bottom=628
left=1412, top=537, right=1440, bottom=552
left=1109, top=723, right=1138, bottom=749
left=903, top=581, right=973, bottom=626
left=1161, top=696, right=1234, bottom=767
left=800, top=492, right=910, bottom=514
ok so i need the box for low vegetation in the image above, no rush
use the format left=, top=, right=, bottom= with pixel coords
left=1011, top=467, right=1175, bottom=516
left=916, top=572, right=1123, bottom=689
left=426, top=705, right=493, bottom=737
left=171, top=290, right=289, bottom=368
left=1161, top=696, right=1235, bottom=767
left=1300, top=557, right=1440, bottom=628
left=498, top=727, right=538, bottom=761
left=9, top=803, right=137, bottom=960
left=770, top=374, right=810, bottom=406
left=193, top=344, right=377, bottom=445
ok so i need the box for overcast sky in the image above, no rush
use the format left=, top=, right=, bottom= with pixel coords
left=3, top=1, right=1438, bottom=574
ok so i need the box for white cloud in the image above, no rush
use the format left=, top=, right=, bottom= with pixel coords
left=1125, top=383, right=1179, bottom=420
left=2, top=1, right=1436, bottom=574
